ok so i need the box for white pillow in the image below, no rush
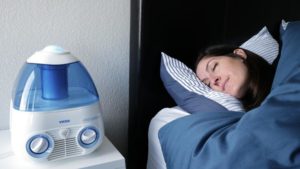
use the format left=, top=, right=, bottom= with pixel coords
left=240, top=26, right=279, bottom=64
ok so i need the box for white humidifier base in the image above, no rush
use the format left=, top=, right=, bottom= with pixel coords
left=10, top=102, right=104, bottom=162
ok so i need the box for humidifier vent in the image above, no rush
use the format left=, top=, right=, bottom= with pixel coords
left=47, top=137, right=84, bottom=161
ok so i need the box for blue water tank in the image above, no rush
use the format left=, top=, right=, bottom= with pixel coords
left=12, top=46, right=99, bottom=112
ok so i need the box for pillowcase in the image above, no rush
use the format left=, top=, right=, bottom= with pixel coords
left=240, top=26, right=279, bottom=64
left=160, top=26, right=279, bottom=114
left=160, top=52, right=244, bottom=113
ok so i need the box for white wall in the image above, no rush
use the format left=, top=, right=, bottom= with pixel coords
left=0, top=0, right=129, bottom=156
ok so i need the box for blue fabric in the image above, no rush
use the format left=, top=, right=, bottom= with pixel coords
left=272, top=20, right=300, bottom=89
left=158, top=21, right=300, bottom=169
left=160, top=57, right=228, bottom=114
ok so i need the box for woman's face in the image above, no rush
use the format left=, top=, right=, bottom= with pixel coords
left=196, top=54, right=249, bottom=98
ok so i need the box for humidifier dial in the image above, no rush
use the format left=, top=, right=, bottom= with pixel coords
left=26, top=134, right=54, bottom=158
left=78, top=127, right=99, bottom=148
left=81, top=128, right=97, bottom=144
left=30, top=137, right=49, bottom=154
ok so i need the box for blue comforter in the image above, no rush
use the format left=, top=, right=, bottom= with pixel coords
left=158, top=21, right=300, bottom=169
left=159, top=85, right=300, bottom=169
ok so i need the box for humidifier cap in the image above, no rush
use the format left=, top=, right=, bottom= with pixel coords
left=27, top=45, right=79, bottom=65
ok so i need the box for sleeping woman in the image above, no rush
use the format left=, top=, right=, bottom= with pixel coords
left=195, top=44, right=275, bottom=111
left=147, top=44, right=276, bottom=169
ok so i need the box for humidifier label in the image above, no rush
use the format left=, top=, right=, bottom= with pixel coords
left=59, top=119, right=70, bottom=124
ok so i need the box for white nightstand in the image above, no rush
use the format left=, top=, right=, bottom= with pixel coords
left=0, top=130, right=126, bottom=169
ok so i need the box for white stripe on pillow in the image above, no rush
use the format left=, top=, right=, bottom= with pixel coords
left=240, top=27, right=279, bottom=64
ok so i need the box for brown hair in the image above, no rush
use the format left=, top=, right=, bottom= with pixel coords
left=195, top=44, right=275, bottom=111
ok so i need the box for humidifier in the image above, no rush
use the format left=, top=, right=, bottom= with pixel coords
left=10, top=46, right=104, bottom=161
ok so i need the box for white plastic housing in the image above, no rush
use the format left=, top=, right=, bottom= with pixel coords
left=10, top=102, right=104, bottom=161
left=27, top=45, right=78, bottom=65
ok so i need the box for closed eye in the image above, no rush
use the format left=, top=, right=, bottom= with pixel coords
left=212, top=63, right=218, bottom=71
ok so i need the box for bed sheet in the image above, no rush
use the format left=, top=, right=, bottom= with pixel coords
left=147, top=107, right=189, bottom=169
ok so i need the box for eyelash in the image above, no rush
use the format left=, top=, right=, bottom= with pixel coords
left=205, top=63, right=218, bottom=87
left=212, top=63, right=218, bottom=71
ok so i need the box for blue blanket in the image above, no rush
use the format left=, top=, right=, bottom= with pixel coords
left=159, top=21, right=300, bottom=169
left=159, top=86, right=300, bottom=169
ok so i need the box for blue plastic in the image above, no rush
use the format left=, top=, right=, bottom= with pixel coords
left=12, top=61, right=99, bottom=112
left=40, top=65, right=68, bottom=100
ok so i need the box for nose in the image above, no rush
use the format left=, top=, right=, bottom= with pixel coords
left=210, top=75, right=221, bottom=87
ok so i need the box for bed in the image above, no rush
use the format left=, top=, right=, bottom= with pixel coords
left=128, top=0, right=300, bottom=168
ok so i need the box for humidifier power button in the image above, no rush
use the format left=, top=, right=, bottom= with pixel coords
left=59, top=128, right=71, bottom=138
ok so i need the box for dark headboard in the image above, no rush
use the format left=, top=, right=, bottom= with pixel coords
left=128, top=0, right=300, bottom=168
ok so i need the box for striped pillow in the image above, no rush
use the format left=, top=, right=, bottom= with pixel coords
left=161, top=52, right=245, bottom=112
left=240, top=27, right=279, bottom=64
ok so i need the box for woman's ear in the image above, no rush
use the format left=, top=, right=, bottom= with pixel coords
left=233, top=48, right=247, bottom=60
